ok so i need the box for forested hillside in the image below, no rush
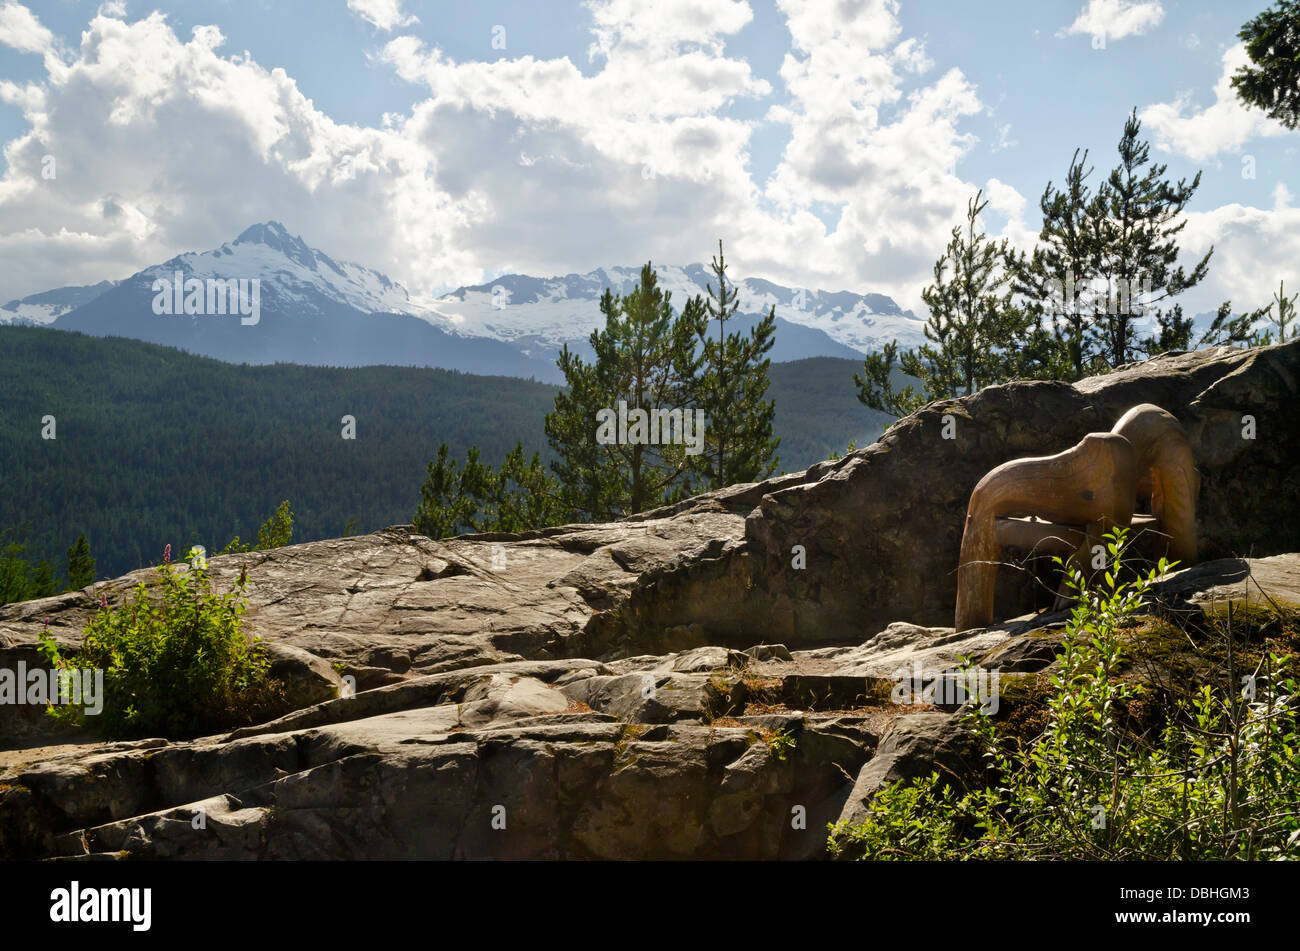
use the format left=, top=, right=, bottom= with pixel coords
left=0, top=327, right=555, bottom=579
left=0, top=327, right=883, bottom=580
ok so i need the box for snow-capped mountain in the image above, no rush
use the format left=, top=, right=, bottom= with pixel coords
left=51, top=222, right=562, bottom=379
left=168, top=221, right=419, bottom=318
left=1, top=281, right=119, bottom=325
left=425, top=264, right=925, bottom=359
left=31, top=221, right=920, bottom=378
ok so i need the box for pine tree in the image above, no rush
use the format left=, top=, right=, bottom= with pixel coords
left=1232, top=1, right=1300, bottom=130
left=545, top=263, right=705, bottom=517
left=413, top=442, right=558, bottom=538
left=1096, top=110, right=1212, bottom=367
left=220, top=501, right=294, bottom=553
left=1009, top=149, right=1105, bottom=381
left=1257, top=279, right=1299, bottom=344
left=859, top=192, right=1027, bottom=414
left=413, top=444, right=495, bottom=538
left=30, top=560, right=56, bottom=598
left=920, top=191, right=1027, bottom=396
left=853, top=340, right=925, bottom=418
left=1197, top=299, right=1274, bottom=348
left=66, top=533, right=96, bottom=589
left=689, top=241, right=779, bottom=489
left=253, top=500, right=294, bottom=550
left=0, top=541, right=32, bottom=606
left=546, top=340, right=623, bottom=521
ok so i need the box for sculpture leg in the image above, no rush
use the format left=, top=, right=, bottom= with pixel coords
left=1151, top=443, right=1199, bottom=567
left=955, top=508, right=1000, bottom=632
left=954, top=433, right=1137, bottom=632
left=1111, top=403, right=1199, bottom=567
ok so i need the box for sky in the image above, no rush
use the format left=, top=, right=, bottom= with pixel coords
left=0, top=0, right=1295, bottom=319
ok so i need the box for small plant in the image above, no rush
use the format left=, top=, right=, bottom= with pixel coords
left=612, top=722, right=650, bottom=768
left=763, top=727, right=797, bottom=761
left=828, top=527, right=1300, bottom=860
left=38, top=561, right=284, bottom=739
left=703, top=668, right=745, bottom=720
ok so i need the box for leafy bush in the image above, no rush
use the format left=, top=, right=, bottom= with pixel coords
left=828, top=528, right=1300, bottom=860
left=38, top=562, right=284, bottom=739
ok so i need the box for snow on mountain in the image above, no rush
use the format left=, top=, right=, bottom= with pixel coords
left=0, top=281, right=119, bottom=325
left=118, top=219, right=924, bottom=358
left=138, top=221, right=418, bottom=318
left=26, top=222, right=919, bottom=368
left=423, top=263, right=925, bottom=357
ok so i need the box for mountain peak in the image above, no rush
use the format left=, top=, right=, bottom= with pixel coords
left=234, top=220, right=295, bottom=245
left=231, top=220, right=319, bottom=270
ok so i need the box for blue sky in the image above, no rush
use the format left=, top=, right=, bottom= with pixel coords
left=0, top=0, right=1295, bottom=317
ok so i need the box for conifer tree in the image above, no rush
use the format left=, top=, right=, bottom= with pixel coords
left=1008, top=149, right=1105, bottom=381
left=1096, top=110, right=1212, bottom=367
left=30, top=560, right=56, bottom=598
left=1232, top=1, right=1300, bottom=130
left=689, top=241, right=779, bottom=489
left=858, top=191, right=1026, bottom=413
left=66, top=533, right=96, bottom=589
left=413, top=442, right=559, bottom=538
left=1257, top=279, right=1299, bottom=344
left=0, top=541, right=33, bottom=606
left=1197, top=299, right=1273, bottom=348
left=546, top=263, right=704, bottom=517
left=853, top=340, right=925, bottom=418
left=546, top=339, right=622, bottom=522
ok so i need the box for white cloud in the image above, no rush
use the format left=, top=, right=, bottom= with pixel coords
left=0, top=10, right=474, bottom=297
left=346, top=0, right=417, bottom=32
left=1177, top=192, right=1300, bottom=318
left=1061, top=0, right=1164, bottom=42
left=1140, top=44, right=1292, bottom=162
left=981, top=176, right=1036, bottom=250
left=752, top=0, right=986, bottom=306
left=0, top=1, right=55, bottom=55
left=0, top=0, right=997, bottom=314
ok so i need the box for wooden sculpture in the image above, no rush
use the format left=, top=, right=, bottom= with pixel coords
left=1110, top=403, right=1199, bottom=565
left=953, top=404, right=1198, bottom=633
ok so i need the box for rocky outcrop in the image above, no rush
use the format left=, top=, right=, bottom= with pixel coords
left=711, top=340, right=1297, bottom=644
left=2, top=341, right=1297, bottom=859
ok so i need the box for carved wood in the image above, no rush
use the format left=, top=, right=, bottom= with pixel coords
left=1110, top=403, right=1199, bottom=565
left=955, top=432, right=1137, bottom=632
left=954, top=404, right=1199, bottom=632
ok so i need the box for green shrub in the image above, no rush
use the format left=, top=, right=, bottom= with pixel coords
left=828, top=528, right=1300, bottom=860
left=38, top=563, right=284, bottom=739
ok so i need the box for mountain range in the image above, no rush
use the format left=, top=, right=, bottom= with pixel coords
left=0, top=222, right=926, bottom=381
